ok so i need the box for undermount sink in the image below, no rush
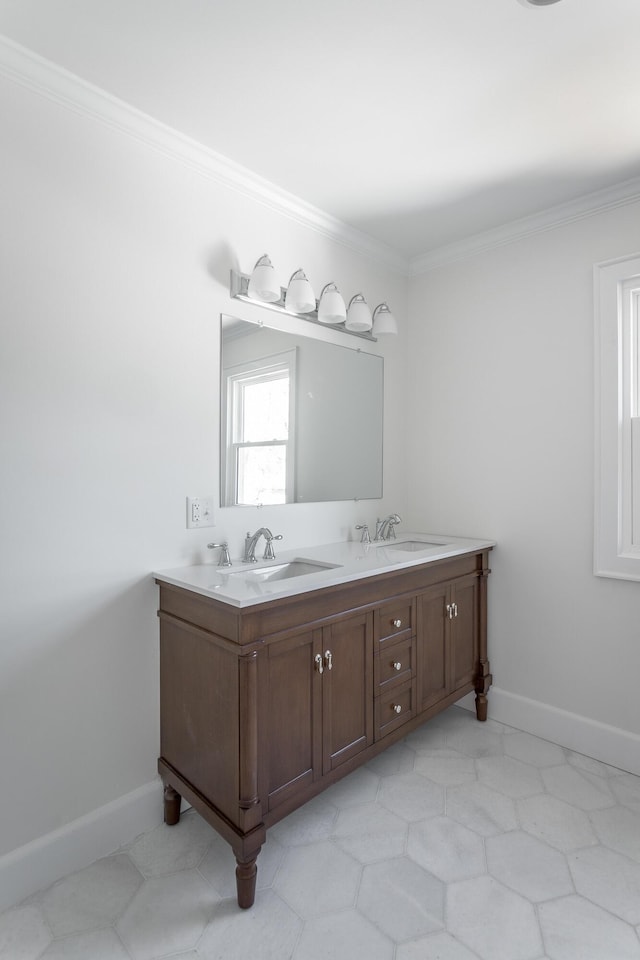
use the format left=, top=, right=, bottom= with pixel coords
left=383, top=540, right=445, bottom=552
left=227, top=559, right=342, bottom=583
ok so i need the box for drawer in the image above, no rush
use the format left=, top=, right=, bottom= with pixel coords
left=375, top=636, right=415, bottom=691
left=375, top=600, right=414, bottom=643
left=375, top=679, right=416, bottom=739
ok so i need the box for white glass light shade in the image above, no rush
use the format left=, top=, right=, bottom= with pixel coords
left=247, top=254, right=281, bottom=303
left=317, top=283, right=347, bottom=325
left=346, top=294, right=372, bottom=332
left=285, top=269, right=316, bottom=314
left=372, top=303, right=397, bottom=336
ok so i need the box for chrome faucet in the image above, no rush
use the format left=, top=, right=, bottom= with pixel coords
left=355, top=523, right=371, bottom=544
left=243, top=527, right=283, bottom=563
left=263, top=530, right=283, bottom=560
left=207, top=542, right=232, bottom=566
left=374, top=513, right=402, bottom=541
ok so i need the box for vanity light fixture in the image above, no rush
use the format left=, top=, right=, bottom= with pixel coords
left=229, top=264, right=396, bottom=341
left=346, top=294, right=373, bottom=333
left=247, top=254, right=281, bottom=302
left=317, top=282, right=347, bottom=325
left=372, top=303, right=398, bottom=336
left=284, top=269, right=316, bottom=314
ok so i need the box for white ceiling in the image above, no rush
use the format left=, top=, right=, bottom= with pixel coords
left=2, top=0, right=640, bottom=261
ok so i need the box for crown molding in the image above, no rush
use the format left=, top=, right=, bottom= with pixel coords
left=4, top=34, right=640, bottom=281
left=409, top=176, right=640, bottom=275
left=0, top=34, right=408, bottom=275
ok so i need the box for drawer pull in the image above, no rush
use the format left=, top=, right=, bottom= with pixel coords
left=392, top=703, right=402, bottom=714
left=392, top=661, right=402, bottom=671
left=392, top=619, right=402, bottom=628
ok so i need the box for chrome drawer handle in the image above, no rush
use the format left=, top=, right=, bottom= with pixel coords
left=392, top=619, right=402, bottom=628
left=392, top=704, right=402, bottom=714
left=392, top=661, right=402, bottom=671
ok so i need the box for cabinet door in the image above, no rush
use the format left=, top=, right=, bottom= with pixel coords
left=450, top=574, right=479, bottom=693
left=417, top=582, right=449, bottom=712
left=262, top=629, right=322, bottom=813
left=322, top=612, right=374, bottom=773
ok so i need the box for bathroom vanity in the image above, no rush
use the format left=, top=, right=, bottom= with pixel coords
left=154, top=534, right=493, bottom=908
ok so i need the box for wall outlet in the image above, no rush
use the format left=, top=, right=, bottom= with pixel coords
left=186, top=496, right=215, bottom=529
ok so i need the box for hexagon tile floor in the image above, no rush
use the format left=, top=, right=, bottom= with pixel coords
left=2, top=706, right=640, bottom=960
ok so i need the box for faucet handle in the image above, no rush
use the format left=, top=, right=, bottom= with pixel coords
left=207, top=542, right=232, bottom=567
left=355, top=524, right=371, bottom=544
left=388, top=513, right=401, bottom=539
left=263, top=533, right=283, bottom=561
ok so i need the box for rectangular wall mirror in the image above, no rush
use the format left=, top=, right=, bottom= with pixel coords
left=220, top=314, right=384, bottom=506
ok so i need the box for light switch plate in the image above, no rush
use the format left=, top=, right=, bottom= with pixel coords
left=186, top=496, right=215, bottom=528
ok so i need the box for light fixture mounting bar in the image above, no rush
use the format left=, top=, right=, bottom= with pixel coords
left=229, top=270, right=377, bottom=342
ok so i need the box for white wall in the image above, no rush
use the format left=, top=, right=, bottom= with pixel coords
left=4, top=35, right=640, bottom=913
left=0, top=69, right=407, bottom=897
left=407, top=205, right=640, bottom=762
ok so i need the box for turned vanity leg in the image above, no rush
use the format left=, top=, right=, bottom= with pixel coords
left=475, top=553, right=493, bottom=722
left=475, top=659, right=492, bottom=721
left=235, top=853, right=259, bottom=909
left=163, top=784, right=182, bottom=826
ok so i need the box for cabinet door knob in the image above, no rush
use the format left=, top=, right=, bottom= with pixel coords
left=392, top=619, right=402, bottom=628
left=392, top=661, right=402, bottom=671
left=392, top=703, right=402, bottom=714
left=324, top=650, right=333, bottom=671
left=314, top=653, right=324, bottom=675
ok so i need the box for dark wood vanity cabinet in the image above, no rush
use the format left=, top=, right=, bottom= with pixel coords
left=417, top=572, right=481, bottom=715
left=157, top=549, right=492, bottom=909
left=260, top=610, right=374, bottom=817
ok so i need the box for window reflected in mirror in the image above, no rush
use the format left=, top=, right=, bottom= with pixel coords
left=226, top=351, right=295, bottom=505
left=221, top=315, right=383, bottom=506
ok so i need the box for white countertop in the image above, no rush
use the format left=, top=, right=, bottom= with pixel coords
left=154, top=533, right=495, bottom=609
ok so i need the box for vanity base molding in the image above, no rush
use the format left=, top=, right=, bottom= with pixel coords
left=156, top=549, right=492, bottom=909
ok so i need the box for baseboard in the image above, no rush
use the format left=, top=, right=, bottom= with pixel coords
left=458, top=687, right=640, bottom=776
left=0, top=779, right=164, bottom=913
left=3, top=693, right=638, bottom=915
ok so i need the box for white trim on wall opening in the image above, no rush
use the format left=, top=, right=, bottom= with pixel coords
left=594, top=252, right=640, bottom=580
